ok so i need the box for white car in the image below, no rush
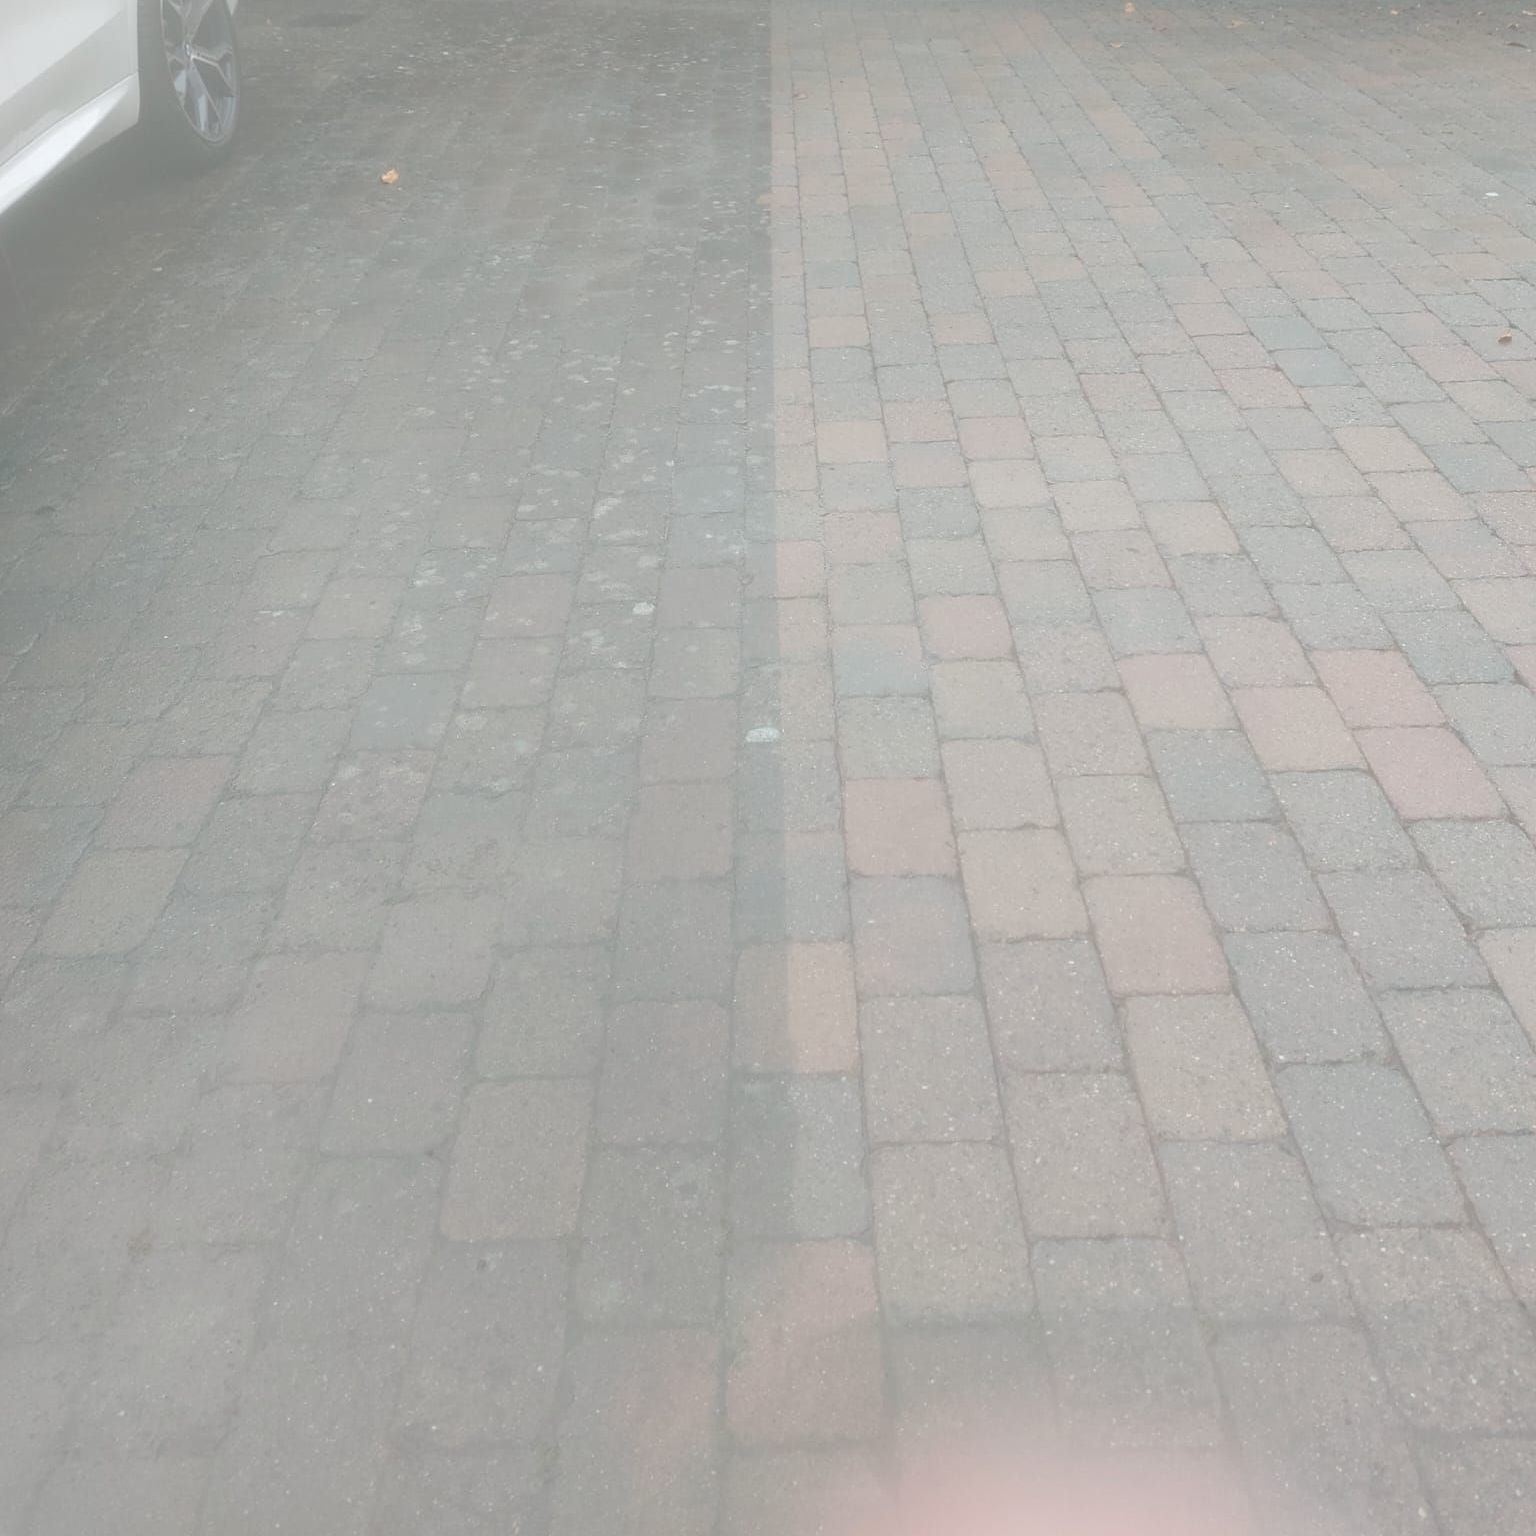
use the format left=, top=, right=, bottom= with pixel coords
left=0, top=0, right=241, bottom=219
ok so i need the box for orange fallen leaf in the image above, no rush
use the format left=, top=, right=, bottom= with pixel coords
left=380, top=167, right=400, bottom=186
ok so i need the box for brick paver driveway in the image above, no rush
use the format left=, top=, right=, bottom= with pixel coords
left=3, top=0, right=1536, bottom=1530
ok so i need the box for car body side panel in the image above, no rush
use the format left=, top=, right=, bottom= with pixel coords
left=0, top=73, right=139, bottom=218
left=0, top=0, right=135, bottom=217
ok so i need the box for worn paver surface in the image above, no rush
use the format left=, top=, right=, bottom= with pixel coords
left=4, top=0, right=1536, bottom=1530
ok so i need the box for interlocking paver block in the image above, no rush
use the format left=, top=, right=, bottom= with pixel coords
left=441, top=1080, right=592, bottom=1241
left=597, top=1002, right=728, bottom=1144
left=733, top=943, right=858, bottom=1073
left=870, top=1144, right=1031, bottom=1322
left=1378, top=989, right=1536, bottom=1136
left=851, top=877, right=976, bottom=996
left=1148, top=729, right=1278, bottom=822
left=1357, top=725, right=1505, bottom=820
left=1057, top=775, right=1183, bottom=875
left=579, top=1148, right=724, bottom=1325
left=1125, top=995, right=1283, bottom=1141
left=730, top=1077, right=869, bottom=1240
left=1323, top=869, right=1489, bottom=989
left=844, top=779, right=955, bottom=876
left=1339, top=1228, right=1536, bottom=1435
left=1005, top=1073, right=1166, bottom=1238
left=1272, top=770, right=1417, bottom=872
left=726, top=1242, right=884, bottom=1442
left=1160, top=1142, right=1350, bottom=1322
left=959, top=829, right=1086, bottom=941
left=1279, top=1063, right=1464, bottom=1225
left=1186, top=822, right=1330, bottom=933
left=1118, top=654, right=1235, bottom=730
left=1032, top=1237, right=1221, bottom=1443
left=861, top=996, right=1003, bottom=1143
left=1086, top=875, right=1229, bottom=996
left=1231, top=686, right=1360, bottom=771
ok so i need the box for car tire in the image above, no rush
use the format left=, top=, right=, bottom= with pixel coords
left=137, top=0, right=241, bottom=167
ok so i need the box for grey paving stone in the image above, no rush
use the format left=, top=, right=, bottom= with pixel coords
left=887, top=1322, right=1050, bottom=1443
left=614, top=880, right=735, bottom=1000
left=598, top=1001, right=728, bottom=1145
left=578, top=1147, right=724, bottom=1324
left=350, top=674, right=460, bottom=751
left=1092, top=588, right=1201, bottom=655
left=367, top=893, right=499, bottom=1009
left=1185, top=822, right=1330, bottom=931
left=851, top=876, right=977, bottom=995
left=182, top=794, right=314, bottom=896
left=371, top=1448, right=544, bottom=1536
left=1451, top=1136, right=1536, bottom=1305
left=441, top=1080, right=591, bottom=1242
left=1272, top=581, right=1392, bottom=648
left=1213, top=1325, right=1432, bottom=1535
left=1378, top=989, right=1536, bottom=1136
left=861, top=995, right=1003, bottom=1143
left=1148, top=730, right=1278, bottom=821
left=1125, top=995, right=1283, bottom=1140
left=870, top=1144, right=1032, bottom=1322
left=730, top=1076, right=869, bottom=1239
left=1278, top=1063, right=1465, bottom=1225
left=1057, top=773, right=1183, bottom=874
left=979, top=938, right=1121, bottom=1071
left=1005, top=1073, right=1166, bottom=1238
left=1387, top=609, right=1514, bottom=684
left=1338, top=1227, right=1536, bottom=1434
left=202, top=1338, right=401, bottom=1536
left=1412, top=818, right=1536, bottom=927
left=1418, top=1438, right=1536, bottom=1536
left=1226, top=932, right=1386, bottom=1062
left=1033, top=1237, right=1221, bottom=1444
left=321, top=1013, right=469, bottom=1154
left=266, top=1156, right=439, bottom=1340
left=395, top=1242, right=567, bottom=1448
left=552, top=1329, right=718, bottom=1536
left=836, top=696, right=940, bottom=778
left=72, top=1244, right=268, bottom=1456
left=1272, top=770, right=1417, bottom=871
left=1160, top=1141, right=1351, bottom=1322
left=1437, top=682, right=1536, bottom=765
left=1322, top=869, right=1489, bottom=989
left=478, top=945, right=608, bottom=1077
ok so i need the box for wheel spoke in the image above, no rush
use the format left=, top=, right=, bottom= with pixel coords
left=166, top=0, right=214, bottom=42
left=184, top=63, right=212, bottom=132
left=189, top=41, right=235, bottom=97
left=161, top=0, right=235, bottom=142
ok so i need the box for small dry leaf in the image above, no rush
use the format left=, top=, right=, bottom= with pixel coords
left=380, top=168, right=400, bottom=186
left=1499, top=332, right=1514, bottom=344
left=1124, top=1, right=1135, bottom=12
